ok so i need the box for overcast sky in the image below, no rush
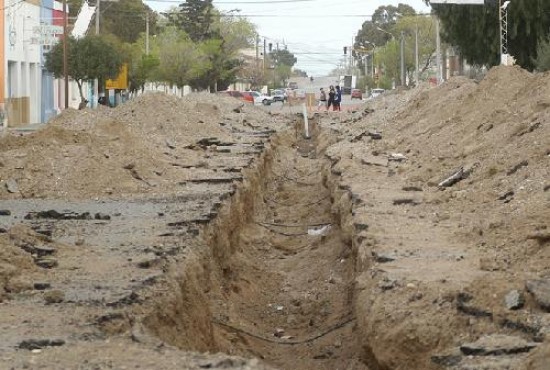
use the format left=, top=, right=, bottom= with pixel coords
left=145, top=0, right=432, bottom=76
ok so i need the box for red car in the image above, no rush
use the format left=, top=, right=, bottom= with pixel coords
left=218, top=90, right=253, bottom=103
left=239, top=91, right=255, bottom=104
left=351, top=89, right=363, bottom=100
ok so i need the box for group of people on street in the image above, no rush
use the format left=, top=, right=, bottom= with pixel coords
left=318, top=85, right=342, bottom=111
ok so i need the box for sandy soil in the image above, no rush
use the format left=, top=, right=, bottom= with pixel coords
left=0, top=66, right=548, bottom=370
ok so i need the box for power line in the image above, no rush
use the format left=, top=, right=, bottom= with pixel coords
left=146, top=0, right=316, bottom=3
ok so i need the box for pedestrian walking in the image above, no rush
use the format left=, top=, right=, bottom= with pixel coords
left=327, top=85, right=336, bottom=111
left=333, top=85, right=342, bottom=111
left=318, top=88, right=327, bottom=110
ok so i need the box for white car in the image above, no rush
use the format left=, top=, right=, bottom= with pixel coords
left=249, top=91, right=273, bottom=106
left=369, top=88, right=385, bottom=99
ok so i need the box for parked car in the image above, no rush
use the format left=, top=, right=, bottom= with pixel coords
left=369, top=88, right=385, bottom=99
left=217, top=90, right=252, bottom=103
left=270, top=89, right=287, bottom=102
left=351, top=89, right=363, bottom=100
left=287, top=81, right=298, bottom=90
left=242, top=91, right=273, bottom=105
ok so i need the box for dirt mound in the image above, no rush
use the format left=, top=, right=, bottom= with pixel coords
left=326, top=65, right=550, bottom=369
left=0, top=226, right=45, bottom=301
left=0, top=92, right=280, bottom=200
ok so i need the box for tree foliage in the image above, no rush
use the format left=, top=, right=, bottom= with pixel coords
left=354, top=4, right=435, bottom=87
left=170, top=0, right=217, bottom=42
left=151, top=27, right=208, bottom=89
left=269, top=49, right=297, bottom=68
left=354, top=4, right=416, bottom=49
left=44, top=35, right=124, bottom=102
left=98, top=0, right=158, bottom=44
left=431, top=0, right=550, bottom=70
left=67, top=0, right=157, bottom=44
left=534, top=36, right=550, bottom=72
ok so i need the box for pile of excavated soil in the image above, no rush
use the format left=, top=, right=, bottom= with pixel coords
left=325, top=65, right=549, bottom=369
left=0, top=226, right=60, bottom=302
left=0, top=92, right=282, bottom=200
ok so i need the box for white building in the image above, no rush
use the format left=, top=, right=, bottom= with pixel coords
left=3, top=0, right=42, bottom=126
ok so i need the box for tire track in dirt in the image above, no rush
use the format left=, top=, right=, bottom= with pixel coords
left=211, top=129, right=369, bottom=370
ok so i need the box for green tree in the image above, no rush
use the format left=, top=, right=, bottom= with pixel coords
left=98, top=0, right=158, bottom=44
left=172, top=0, right=216, bottom=42
left=355, top=4, right=416, bottom=51
left=269, top=49, right=297, bottom=67
left=431, top=0, right=550, bottom=70
left=44, top=35, right=124, bottom=105
left=153, top=27, right=208, bottom=92
left=534, top=36, right=550, bottom=71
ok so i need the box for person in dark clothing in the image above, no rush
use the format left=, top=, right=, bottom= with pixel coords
left=333, top=85, right=342, bottom=111
left=327, top=85, right=336, bottom=111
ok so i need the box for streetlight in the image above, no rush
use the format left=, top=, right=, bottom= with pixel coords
left=358, top=41, right=376, bottom=78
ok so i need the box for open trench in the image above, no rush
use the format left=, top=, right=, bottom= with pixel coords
left=144, top=119, right=370, bottom=370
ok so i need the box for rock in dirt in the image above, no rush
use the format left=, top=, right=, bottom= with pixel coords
left=43, top=289, right=65, bottom=304
left=456, top=292, right=493, bottom=318
left=135, top=254, right=159, bottom=269
left=18, top=338, right=65, bottom=350
left=431, top=351, right=462, bottom=367
left=35, top=257, right=58, bottom=269
left=24, top=210, right=92, bottom=220
left=361, top=155, right=387, bottom=167
left=504, top=290, right=525, bottom=310
left=378, top=278, right=397, bottom=291
left=33, top=282, right=51, bottom=291
left=0, top=209, right=11, bottom=216
left=506, top=160, right=528, bottom=175
left=94, top=212, right=111, bottom=221
left=526, top=280, right=550, bottom=311
left=5, top=179, right=19, bottom=193
left=392, top=198, right=420, bottom=206
left=373, top=252, right=396, bottom=263
left=19, top=243, right=56, bottom=257
left=368, top=131, right=382, bottom=140
left=388, top=153, right=407, bottom=162
left=459, top=334, right=537, bottom=356
left=527, top=232, right=550, bottom=245
left=438, top=167, right=464, bottom=188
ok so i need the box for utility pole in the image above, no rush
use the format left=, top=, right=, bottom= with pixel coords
left=255, top=34, right=259, bottom=68
left=63, top=0, right=69, bottom=109
left=263, top=37, right=267, bottom=77
left=95, top=0, right=100, bottom=34
left=400, top=31, right=405, bottom=86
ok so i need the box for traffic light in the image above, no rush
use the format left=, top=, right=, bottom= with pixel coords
left=343, top=46, right=347, bottom=55
left=269, top=43, right=273, bottom=52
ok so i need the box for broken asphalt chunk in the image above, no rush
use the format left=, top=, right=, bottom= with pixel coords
left=504, top=290, right=525, bottom=310
left=459, top=334, right=537, bottom=356
left=18, top=339, right=65, bottom=350
left=5, top=179, right=19, bottom=193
